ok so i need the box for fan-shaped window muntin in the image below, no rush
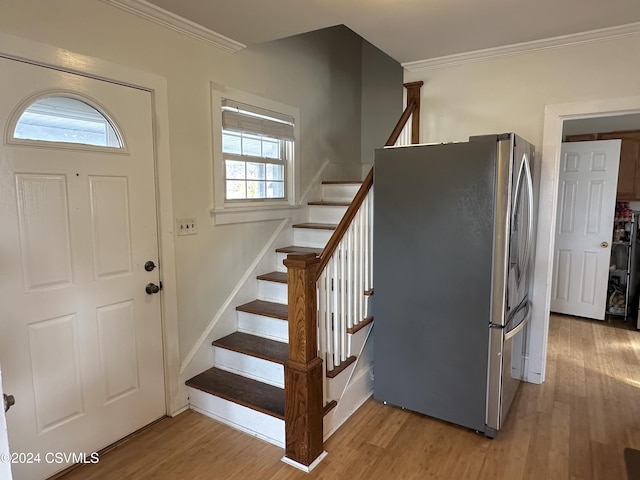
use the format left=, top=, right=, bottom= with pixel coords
left=11, top=96, right=123, bottom=149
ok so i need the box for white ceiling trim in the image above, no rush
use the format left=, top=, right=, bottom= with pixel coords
left=403, top=21, right=640, bottom=72
left=99, top=0, right=246, bottom=53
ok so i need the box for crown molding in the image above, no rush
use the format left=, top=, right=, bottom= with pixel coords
left=100, top=0, right=245, bottom=53
left=403, top=21, right=640, bottom=72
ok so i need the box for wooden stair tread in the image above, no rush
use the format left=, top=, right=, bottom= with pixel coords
left=326, top=356, right=357, bottom=378
left=308, top=201, right=351, bottom=207
left=236, top=299, right=288, bottom=320
left=275, top=245, right=322, bottom=255
left=186, top=367, right=284, bottom=419
left=322, top=180, right=362, bottom=185
left=213, top=332, right=288, bottom=364
left=256, top=271, right=287, bottom=284
left=347, top=316, right=374, bottom=335
left=324, top=400, right=337, bottom=415
left=292, top=222, right=337, bottom=230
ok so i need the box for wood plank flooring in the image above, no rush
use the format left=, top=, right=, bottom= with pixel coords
left=58, top=314, right=640, bottom=480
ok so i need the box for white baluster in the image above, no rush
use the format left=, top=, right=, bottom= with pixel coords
left=345, top=229, right=353, bottom=363
left=368, top=191, right=374, bottom=291
left=363, top=193, right=370, bottom=318
left=357, top=205, right=364, bottom=328
left=331, top=253, right=339, bottom=370
left=316, top=188, right=375, bottom=375
left=317, top=276, right=328, bottom=404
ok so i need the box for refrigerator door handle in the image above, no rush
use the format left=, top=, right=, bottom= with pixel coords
left=511, top=151, right=535, bottom=282
left=522, top=153, right=534, bottom=277
left=504, top=301, right=530, bottom=341
left=511, top=155, right=526, bottom=281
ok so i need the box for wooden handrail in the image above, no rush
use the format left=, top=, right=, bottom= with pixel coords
left=315, top=168, right=373, bottom=279
left=316, top=81, right=424, bottom=279
left=385, top=99, right=417, bottom=147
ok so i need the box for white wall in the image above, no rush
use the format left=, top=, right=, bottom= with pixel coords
left=405, top=34, right=640, bottom=382
left=0, top=1, right=400, bottom=373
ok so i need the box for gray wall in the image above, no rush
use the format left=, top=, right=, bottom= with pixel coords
left=361, top=39, right=404, bottom=165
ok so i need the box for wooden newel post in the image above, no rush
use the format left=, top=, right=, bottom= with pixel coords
left=403, top=80, right=423, bottom=144
left=283, top=252, right=324, bottom=468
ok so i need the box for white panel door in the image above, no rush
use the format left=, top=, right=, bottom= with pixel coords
left=0, top=57, right=165, bottom=479
left=551, top=140, right=622, bottom=320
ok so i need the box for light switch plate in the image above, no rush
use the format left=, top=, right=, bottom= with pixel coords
left=176, top=218, right=197, bottom=235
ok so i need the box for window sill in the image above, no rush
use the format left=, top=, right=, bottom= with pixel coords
left=210, top=204, right=302, bottom=225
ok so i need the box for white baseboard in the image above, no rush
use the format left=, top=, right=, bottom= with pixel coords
left=281, top=451, right=328, bottom=472
left=169, top=404, right=190, bottom=417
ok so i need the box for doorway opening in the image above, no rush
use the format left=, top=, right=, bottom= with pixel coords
left=530, top=96, right=640, bottom=385
left=557, top=114, right=640, bottom=327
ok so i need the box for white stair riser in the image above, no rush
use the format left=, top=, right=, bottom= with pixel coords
left=308, top=205, right=349, bottom=224
left=322, top=184, right=360, bottom=203
left=293, top=227, right=333, bottom=248
left=258, top=279, right=287, bottom=304
left=214, top=347, right=284, bottom=388
left=275, top=253, right=287, bottom=272
left=188, top=387, right=284, bottom=448
left=237, top=311, right=288, bottom=342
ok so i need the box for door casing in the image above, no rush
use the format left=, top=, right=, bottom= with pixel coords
left=0, top=31, right=183, bottom=415
left=531, top=96, right=640, bottom=385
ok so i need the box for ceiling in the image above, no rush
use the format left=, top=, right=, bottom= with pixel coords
left=144, top=0, right=640, bottom=64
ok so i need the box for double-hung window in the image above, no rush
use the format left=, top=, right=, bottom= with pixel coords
left=221, top=99, right=294, bottom=202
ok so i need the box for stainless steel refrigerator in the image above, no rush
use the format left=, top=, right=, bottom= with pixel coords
left=372, top=133, right=535, bottom=437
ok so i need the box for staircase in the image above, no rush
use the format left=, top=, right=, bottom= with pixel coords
left=186, top=180, right=364, bottom=449
left=186, top=81, right=423, bottom=469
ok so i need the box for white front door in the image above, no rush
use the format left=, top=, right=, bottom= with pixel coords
left=0, top=56, right=165, bottom=479
left=551, top=140, right=622, bottom=320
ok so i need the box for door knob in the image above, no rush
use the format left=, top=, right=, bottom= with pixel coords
left=4, top=393, right=15, bottom=413
left=145, top=283, right=161, bottom=295
left=144, top=261, right=156, bottom=272
left=601, top=241, right=609, bottom=248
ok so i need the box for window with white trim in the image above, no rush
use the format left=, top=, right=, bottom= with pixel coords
left=221, top=99, right=294, bottom=202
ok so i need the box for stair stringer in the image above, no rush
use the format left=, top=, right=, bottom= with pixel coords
left=179, top=218, right=296, bottom=386
left=323, top=323, right=374, bottom=440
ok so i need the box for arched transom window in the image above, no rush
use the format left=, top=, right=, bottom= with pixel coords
left=12, top=96, right=123, bottom=148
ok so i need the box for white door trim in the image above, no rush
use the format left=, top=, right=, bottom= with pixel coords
left=530, top=95, right=640, bottom=384
left=0, top=32, right=183, bottom=415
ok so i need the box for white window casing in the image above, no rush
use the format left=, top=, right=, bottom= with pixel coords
left=211, top=84, right=301, bottom=224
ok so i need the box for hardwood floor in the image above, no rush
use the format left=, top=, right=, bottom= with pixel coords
left=59, top=314, right=640, bottom=480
